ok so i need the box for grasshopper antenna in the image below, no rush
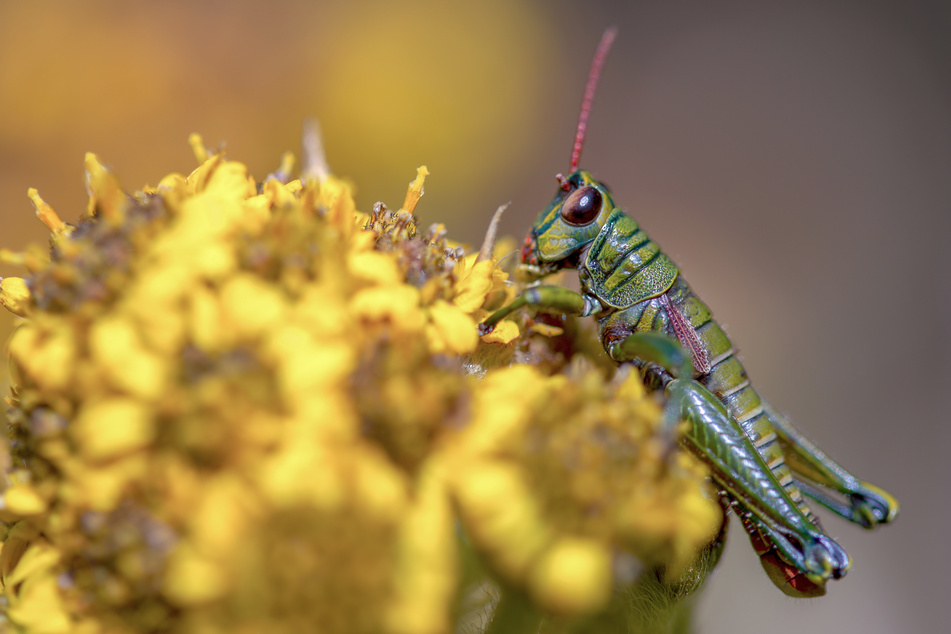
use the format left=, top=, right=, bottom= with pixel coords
left=568, top=26, right=617, bottom=175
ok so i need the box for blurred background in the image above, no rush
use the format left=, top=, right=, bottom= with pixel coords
left=1, top=0, right=948, bottom=632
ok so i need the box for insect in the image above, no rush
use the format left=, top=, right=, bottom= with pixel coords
left=479, top=27, right=898, bottom=597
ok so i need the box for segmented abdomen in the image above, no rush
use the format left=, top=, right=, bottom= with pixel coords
left=598, top=276, right=816, bottom=523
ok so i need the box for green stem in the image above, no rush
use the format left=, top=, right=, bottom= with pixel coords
left=484, top=587, right=544, bottom=634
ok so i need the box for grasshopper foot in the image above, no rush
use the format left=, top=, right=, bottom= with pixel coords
left=744, top=515, right=851, bottom=598
left=851, top=482, right=899, bottom=528
left=804, top=534, right=851, bottom=581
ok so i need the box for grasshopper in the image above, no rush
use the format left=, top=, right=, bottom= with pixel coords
left=480, top=27, right=897, bottom=597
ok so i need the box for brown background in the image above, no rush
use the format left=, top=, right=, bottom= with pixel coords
left=2, top=1, right=948, bottom=632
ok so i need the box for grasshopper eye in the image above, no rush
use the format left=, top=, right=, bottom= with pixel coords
left=560, top=186, right=602, bottom=226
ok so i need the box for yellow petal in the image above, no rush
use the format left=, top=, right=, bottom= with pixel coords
left=27, top=188, right=65, bottom=234
left=451, top=460, right=552, bottom=580
left=7, top=323, right=76, bottom=393
left=464, top=366, right=546, bottom=453
left=188, top=285, right=228, bottom=352
left=350, top=285, right=424, bottom=333
left=163, top=542, right=229, bottom=605
left=348, top=251, right=402, bottom=285
left=528, top=537, right=612, bottom=615
left=385, top=462, right=456, bottom=634
left=84, top=153, right=126, bottom=224
left=89, top=315, right=168, bottom=401
left=65, top=456, right=148, bottom=512
left=184, top=152, right=223, bottom=195
left=219, top=274, right=288, bottom=341
left=453, top=259, right=495, bottom=313
left=480, top=319, right=520, bottom=345
left=203, top=160, right=256, bottom=200
left=351, top=446, right=409, bottom=523
left=6, top=570, right=72, bottom=633
left=616, top=369, right=647, bottom=402
left=260, top=440, right=345, bottom=509
left=190, top=476, right=253, bottom=559
left=0, top=484, right=47, bottom=518
left=0, top=276, right=33, bottom=317
left=268, top=326, right=355, bottom=398
left=292, top=287, right=350, bottom=340
left=529, top=322, right=563, bottom=337
left=72, top=398, right=155, bottom=461
left=0, top=522, right=39, bottom=586
left=188, top=133, right=210, bottom=164
left=0, top=248, right=26, bottom=266
left=426, top=300, right=477, bottom=354
left=314, top=175, right=358, bottom=228
left=2, top=539, right=60, bottom=588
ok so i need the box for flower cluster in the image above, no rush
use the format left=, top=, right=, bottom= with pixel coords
left=0, top=139, right=722, bottom=633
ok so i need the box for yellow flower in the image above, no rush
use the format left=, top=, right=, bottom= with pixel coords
left=0, top=135, right=721, bottom=633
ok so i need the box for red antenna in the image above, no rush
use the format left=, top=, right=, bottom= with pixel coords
left=569, top=26, right=617, bottom=173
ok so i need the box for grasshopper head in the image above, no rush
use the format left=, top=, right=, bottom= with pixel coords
left=518, top=170, right=615, bottom=281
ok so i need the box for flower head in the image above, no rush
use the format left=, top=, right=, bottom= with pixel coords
left=0, top=136, right=721, bottom=633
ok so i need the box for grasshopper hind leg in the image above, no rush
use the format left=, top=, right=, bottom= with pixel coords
left=610, top=332, right=850, bottom=594
left=763, top=403, right=899, bottom=528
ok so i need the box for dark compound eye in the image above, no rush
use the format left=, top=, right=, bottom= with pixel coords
left=560, top=186, right=603, bottom=225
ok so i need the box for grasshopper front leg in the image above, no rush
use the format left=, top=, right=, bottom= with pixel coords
left=763, top=403, right=899, bottom=528
left=478, top=286, right=601, bottom=335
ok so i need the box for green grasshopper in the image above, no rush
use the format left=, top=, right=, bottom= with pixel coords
left=480, top=27, right=898, bottom=597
